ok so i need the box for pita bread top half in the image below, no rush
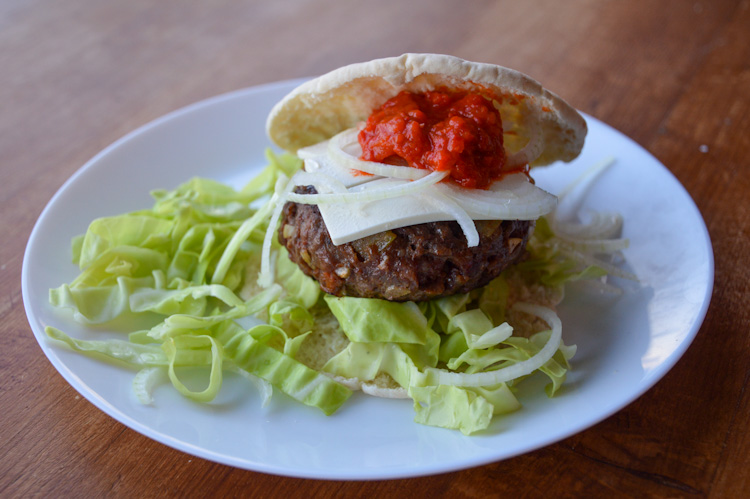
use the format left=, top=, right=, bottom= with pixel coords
left=266, top=54, right=587, bottom=168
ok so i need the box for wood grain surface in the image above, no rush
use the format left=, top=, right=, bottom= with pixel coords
left=2, top=0, right=748, bottom=496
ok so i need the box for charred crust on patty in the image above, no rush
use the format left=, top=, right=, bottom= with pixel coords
left=279, top=186, right=532, bottom=302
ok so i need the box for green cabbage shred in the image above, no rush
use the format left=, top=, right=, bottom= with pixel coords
left=47, top=150, right=623, bottom=435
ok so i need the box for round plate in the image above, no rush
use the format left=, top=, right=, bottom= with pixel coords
left=22, top=79, right=713, bottom=480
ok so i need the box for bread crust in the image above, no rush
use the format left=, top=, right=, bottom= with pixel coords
left=266, top=53, right=586, bottom=167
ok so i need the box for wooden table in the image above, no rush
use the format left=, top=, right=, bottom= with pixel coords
left=3, top=0, right=748, bottom=496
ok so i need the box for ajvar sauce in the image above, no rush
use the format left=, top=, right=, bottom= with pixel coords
left=358, top=89, right=506, bottom=189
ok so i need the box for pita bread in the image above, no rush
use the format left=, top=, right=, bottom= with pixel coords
left=266, top=53, right=586, bottom=167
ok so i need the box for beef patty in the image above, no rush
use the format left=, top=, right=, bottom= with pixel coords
left=278, top=186, right=532, bottom=302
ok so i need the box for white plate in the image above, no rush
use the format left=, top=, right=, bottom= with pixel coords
left=22, top=79, right=713, bottom=480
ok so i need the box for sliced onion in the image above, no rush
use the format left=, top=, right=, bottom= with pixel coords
left=552, top=212, right=623, bottom=240
left=557, top=246, right=638, bottom=281
left=328, top=128, right=429, bottom=180
left=424, top=302, right=562, bottom=387
left=558, top=157, right=616, bottom=202
left=292, top=171, right=348, bottom=194
left=426, top=190, right=480, bottom=247
left=554, top=157, right=617, bottom=221
left=505, top=112, right=543, bottom=168
left=258, top=175, right=297, bottom=288
left=287, top=170, right=449, bottom=205
left=296, top=140, right=329, bottom=160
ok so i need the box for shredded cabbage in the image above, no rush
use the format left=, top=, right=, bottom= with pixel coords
left=46, top=151, right=630, bottom=435
left=47, top=152, right=351, bottom=416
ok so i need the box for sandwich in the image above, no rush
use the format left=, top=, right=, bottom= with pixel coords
left=264, top=53, right=586, bottom=302
left=246, top=54, right=594, bottom=429
left=48, top=54, right=627, bottom=435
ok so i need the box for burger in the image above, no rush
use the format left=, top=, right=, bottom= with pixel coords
left=263, top=54, right=586, bottom=302
left=238, top=54, right=598, bottom=422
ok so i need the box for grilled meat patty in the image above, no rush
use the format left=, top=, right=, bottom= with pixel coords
left=278, top=186, right=532, bottom=302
